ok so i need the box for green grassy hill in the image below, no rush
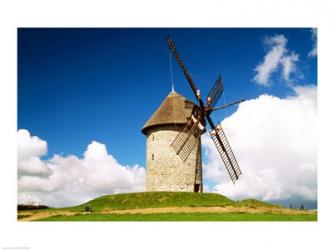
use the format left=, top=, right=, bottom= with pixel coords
left=239, top=199, right=280, bottom=208
left=18, top=192, right=316, bottom=221
left=67, top=192, right=237, bottom=212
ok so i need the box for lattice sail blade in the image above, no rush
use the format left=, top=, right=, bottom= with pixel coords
left=171, top=115, right=204, bottom=162
left=210, top=124, right=241, bottom=183
left=207, top=74, right=224, bottom=108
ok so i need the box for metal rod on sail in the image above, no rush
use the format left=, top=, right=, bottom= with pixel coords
left=211, top=99, right=245, bottom=111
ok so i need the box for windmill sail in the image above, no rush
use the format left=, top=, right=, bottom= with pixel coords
left=171, top=115, right=204, bottom=162
left=207, top=74, right=224, bottom=108
left=210, top=124, right=241, bottom=183
left=166, top=36, right=206, bottom=108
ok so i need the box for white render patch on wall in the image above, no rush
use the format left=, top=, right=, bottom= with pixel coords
left=146, top=125, right=201, bottom=192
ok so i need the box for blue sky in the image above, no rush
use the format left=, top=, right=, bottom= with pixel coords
left=18, top=28, right=317, bottom=167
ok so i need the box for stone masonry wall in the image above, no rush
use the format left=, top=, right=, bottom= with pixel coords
left=146, top=125, right=201, bottom=192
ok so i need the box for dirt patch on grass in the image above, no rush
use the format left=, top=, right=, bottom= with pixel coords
left=18, top=211, right=77, bottom=221
left=101, top=206, right=316, bottom=215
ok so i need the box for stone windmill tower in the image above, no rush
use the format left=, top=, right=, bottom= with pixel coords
left=141, top=89, right=203, bottom=192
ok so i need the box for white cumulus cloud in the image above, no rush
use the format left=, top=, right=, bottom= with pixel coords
left=253, top=34, right=300, bottom=86
left=17, top=130, right=49, bottom=177
left=17, top=129, right=47, bottom=162
left=17, top=130, right=146, bottom=207
left=202, top=85, right=317, bottom=202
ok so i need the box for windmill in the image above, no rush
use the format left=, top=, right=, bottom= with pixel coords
left=166, top=36, right=244, bottom=184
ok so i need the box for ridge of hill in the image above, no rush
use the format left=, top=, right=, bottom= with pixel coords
left=64, top=192, right=279, bottom=212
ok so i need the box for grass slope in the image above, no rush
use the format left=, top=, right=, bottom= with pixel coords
left=18, top=192, right=316, bottom=221
left=65, top=192, right=236, bottom=212
left=239, top=199, right=280, bottom=208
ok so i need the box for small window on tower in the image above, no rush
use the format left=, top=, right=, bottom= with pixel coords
left=152, top=135, right=154, bottom=141
left=152, top=154, right=154, bottom=160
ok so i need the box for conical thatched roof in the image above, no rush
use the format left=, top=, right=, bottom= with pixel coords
left=141, top=91, right=197, bottom=135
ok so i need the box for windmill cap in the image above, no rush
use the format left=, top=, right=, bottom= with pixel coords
left=141, top=90, right=197, bottom=135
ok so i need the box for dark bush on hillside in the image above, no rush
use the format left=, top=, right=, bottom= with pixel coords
left=84, top=205, right=92, bottom=212
left=17, top=204, right=49, bottom=211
